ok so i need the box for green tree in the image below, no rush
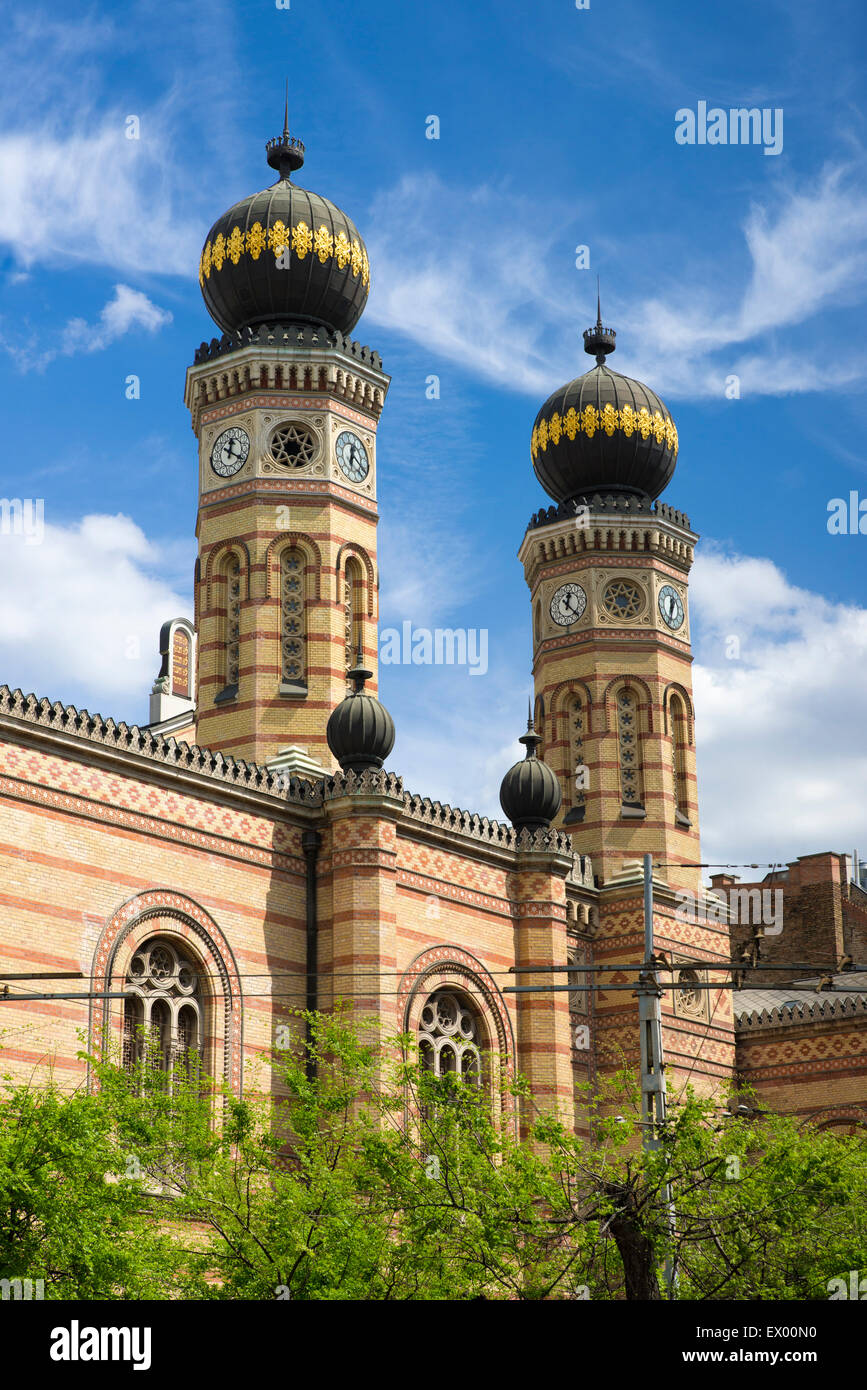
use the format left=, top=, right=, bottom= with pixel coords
left=3, top=1016, right=865, bottom=1301
left=0, top=1069, right=180, bottom=1298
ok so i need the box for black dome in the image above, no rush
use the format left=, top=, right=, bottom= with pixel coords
left=499, top=717, right=562, bottom=830
left=199, top=113, right=369, bottom=337
left=327, top=658, right=395, bottom=772
left=531, top=308, right=678, bottom=504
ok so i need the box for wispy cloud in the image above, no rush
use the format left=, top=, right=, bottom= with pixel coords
left=367, top=163, right=867, bottom=402
left=1, top=285, right=172, bottom=371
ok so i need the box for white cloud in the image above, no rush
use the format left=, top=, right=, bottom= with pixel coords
left=2, top=285, right=172, bottom=372
left=0, top=122, right=202, bottom=278
left=0, top=512, right=190, bottom=718
left=690, top=548, right=867, bottom=866
left=366, top=173, right=567, bottom=397
left=366, top=164, right=867, bottom=401
left=60, top=284, right=172, bottom=356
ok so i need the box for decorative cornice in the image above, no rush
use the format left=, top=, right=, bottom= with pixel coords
left=0, top=685, right=319, bottom=810
left=527, top=494, right=692, bottom=532
left=192, top=321, right=381, bottom=369
left=736, top=994, right=867, bottom=1031
left=0, top=685, right=589, bottom=873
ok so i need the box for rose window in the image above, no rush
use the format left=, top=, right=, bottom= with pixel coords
left=418, top=990, right=481, bottom=1084
left=269, top=422, right=316, bottom=468
left=602, top=580, right=644, bottom=620
left=677, top=968, right=703, bottom=1015
left=123, top=938, right=202, bottom=1080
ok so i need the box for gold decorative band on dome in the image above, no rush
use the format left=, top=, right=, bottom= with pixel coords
left=531, top=402, right=678, bottom=460
left=199, top=220, right=370, bottom=289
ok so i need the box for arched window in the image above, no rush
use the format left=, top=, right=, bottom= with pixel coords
left=122, top=994, right=144, bottom=1069
left=171, top=627, right=192, bottom=699
left=344, top=556, right=363, bottom=678
left=669, top=693, right=690, bottom=826
left=567, top=946, right=586, bottom=1018
left=219, top=553, right=241, bottom=697
left=280, top=548, right=307, bottom=693
left=564, top=694, right=587, bottom=823
left=124, top=938, right=203, bottom=1086
left=534, top=600, right=542, bottom=646
left=616, top=687, right=644, bottom=811
left=418, top=990, right=481, bottom=1086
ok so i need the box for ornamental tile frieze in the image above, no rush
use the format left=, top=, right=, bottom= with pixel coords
left=512, top=900, right=568, bottom=921
left=0, top=748, right=302, bottom=872
left=201, top=475, right=379, bottom=513
left=200, top=221, right=370, bottom=290
left=332, top=848, right=397, bottom=869
left=398, top=845, right=510, bottom=897
left=397, top=868, right=511, bottom=918
left=532, top=403, right=678, bottom=460
left=201, top=397, right=376, bottom=432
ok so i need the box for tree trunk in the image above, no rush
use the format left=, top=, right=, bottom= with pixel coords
left=606, top=1184, right=662, bottom=1300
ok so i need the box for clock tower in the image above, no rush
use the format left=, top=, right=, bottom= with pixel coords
left=519, top=304, right=701, bottom=897
left=184, top=110, right=390, bottom=771
left=513, top=304, right=735, bottom=1103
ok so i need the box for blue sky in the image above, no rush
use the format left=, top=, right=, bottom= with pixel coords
left=1, top=0, right=866, bottom=870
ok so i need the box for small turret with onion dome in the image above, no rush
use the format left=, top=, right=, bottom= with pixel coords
left=499, top=709, right=562, bottom=830
left=326, top=647, right=395, bottom=772
left=531, top=286, right=679, bottom=504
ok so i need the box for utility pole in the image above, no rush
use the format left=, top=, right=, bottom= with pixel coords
left=636, top=852, right=675, bottom=1296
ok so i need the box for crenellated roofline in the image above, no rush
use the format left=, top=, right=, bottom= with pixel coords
left=0, top=685, right=585, bottom=869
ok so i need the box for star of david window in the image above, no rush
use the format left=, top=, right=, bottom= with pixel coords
left=221, top=554, right=241, bottom=694
left=602, top=580, right=644, bottom=620
left=280, top=549, right=307, bottom=689
left=617, top=688, right=644, bottom=807
left=269, top=422, right=317, bottom=469
left=418, top=990, right=481, bottom=1085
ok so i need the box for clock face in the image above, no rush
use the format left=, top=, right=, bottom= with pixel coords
left=658, top=584, right=685, bottom=630
left=210, top=426, right=250, bottom=478
left=550, top=582, right=587, bottom=627
left=335, top=430, right=369, bottom=483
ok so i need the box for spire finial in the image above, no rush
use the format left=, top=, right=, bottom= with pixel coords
left=266, top=87, right=306, bottom=179
left=583, top=283, right=616, bottom=366
left=346, top=635, right=373, bottom=694
left=519, top=704, right=542, bottom=759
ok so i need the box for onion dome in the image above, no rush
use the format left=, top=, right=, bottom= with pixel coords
left=326, top=651, right=395, bottom=772
left=499, top=712, right=562, bottom=830
left=531, top=291, right=678, bottom=504
left=199, top=99, right=370, bottom=337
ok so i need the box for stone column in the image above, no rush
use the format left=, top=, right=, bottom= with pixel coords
left=511, top=832, right=575, bottom=1138
left=321, top=770, right=405, bottom=1073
